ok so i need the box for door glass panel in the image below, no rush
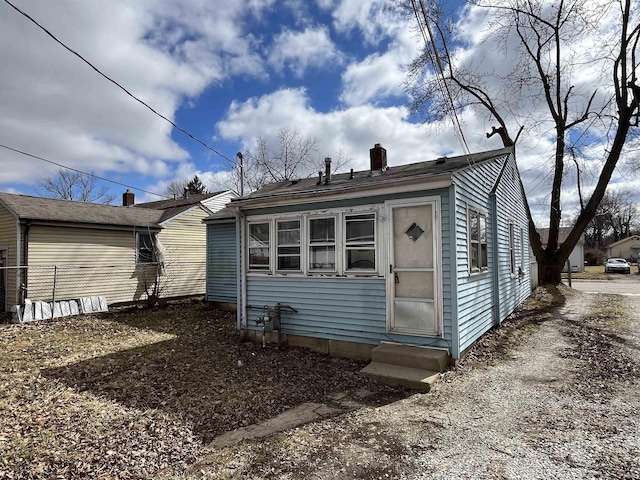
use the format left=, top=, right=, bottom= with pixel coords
left=393, top=300, right=435, bottom=332
left=395, top=271, right=434, bottom=299
left=393, top=205, right=433, bottom=268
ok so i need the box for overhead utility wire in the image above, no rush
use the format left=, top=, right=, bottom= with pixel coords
left=411, top=0, right=472, bottom=158
left=0, top=144, right=170, bottom=199
left=3, top=0, right=235, bottom=166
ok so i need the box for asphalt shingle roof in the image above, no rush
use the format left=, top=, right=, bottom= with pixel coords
left=0, top=192, right=164, bottom=228
left=135, top=191, right=225, bottom=210
left=233, top=147, right=512, bottom=205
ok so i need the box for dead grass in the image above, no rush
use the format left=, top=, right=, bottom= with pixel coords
left=0, top=302, right=399, bottom=479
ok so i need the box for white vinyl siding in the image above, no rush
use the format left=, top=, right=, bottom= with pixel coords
left=0, top=207, right=18, bottom=309
left=155, top=205, right=209, bottom=298
left=22, top=205, right=210, bottom=305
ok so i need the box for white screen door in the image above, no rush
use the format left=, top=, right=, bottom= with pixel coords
left=387, top=199, right=441, bottom=336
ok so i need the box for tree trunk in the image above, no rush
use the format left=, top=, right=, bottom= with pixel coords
left=539, top=250, right=564, bottom=285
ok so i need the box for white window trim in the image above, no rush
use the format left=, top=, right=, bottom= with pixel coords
left=276, top=218, right=302, bottom=273
left=509, top=221, right=516, bottom=276
left=520, top=227, right=525, bottom=270
left=247, top=220, right=272, bottom=272
left=245, top=206, right=381, bottom=277
left=308, top=215, right=338, bottom=273
left=344, top=212, right=378, bottom=273
left=467, top=206, right=488, bottom=275
left=136, top=232, right=156, bottom=264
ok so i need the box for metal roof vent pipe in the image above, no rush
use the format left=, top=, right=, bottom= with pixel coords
left=324, top=157, right=332, bottom=184
left=316, top=171, right=323, bottom=185
left=370, top=143, right=387, bottom=171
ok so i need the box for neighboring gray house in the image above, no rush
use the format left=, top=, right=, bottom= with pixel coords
left=204, top=144, right=530, bottom=367
left=537, top=227, right=585, bottom=272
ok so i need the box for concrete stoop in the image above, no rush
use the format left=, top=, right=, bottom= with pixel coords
left=360, top=344, right=450, bottom=392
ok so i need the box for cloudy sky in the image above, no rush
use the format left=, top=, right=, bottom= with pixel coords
left=0, top=0, right=636, bottom=226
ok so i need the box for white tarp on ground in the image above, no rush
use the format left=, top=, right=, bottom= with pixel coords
left=12, top=296, right=108, bottom=323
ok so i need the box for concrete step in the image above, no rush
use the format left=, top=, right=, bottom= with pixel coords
left=360, top=362, right=440, bottom=392
left=371, top=343, right=449, bottom=372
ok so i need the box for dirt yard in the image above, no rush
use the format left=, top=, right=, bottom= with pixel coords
left=182, top=287, right=640, bottom=480
left=2, top=288, right=638, bottom=479
left=0, top=302, right=405, bottom=479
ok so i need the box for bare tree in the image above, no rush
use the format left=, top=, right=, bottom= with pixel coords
left=37, top=169, right=116, bottom=204
left=604, top=189, right=639, bottom=242
left=225, top=127, right=351, bottom=194
left=164, top=178, right=189, bottom=199
left=405, top=0, right=640, bottom=284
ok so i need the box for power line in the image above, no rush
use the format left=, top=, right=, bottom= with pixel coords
left=3, top=0, right=235, bottom=166
left=411, top=0, right=472, bottom=158
left=0, top=143, right=170, bottom=199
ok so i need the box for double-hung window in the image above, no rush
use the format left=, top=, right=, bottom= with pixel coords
left=520, top=227, right=525, bottom=270
left=309, top=217, right=336, bottom=271
left=468, top=208, right=488, bottom=273
left=509, top=222, right=516, bottom=275
left=248, top=222, right=270, bottom=270
left=137, top=233, right=156, bottom=264
left=344, top=213, right=376, bottom=271
left=277, top=219, right=301, bottom=271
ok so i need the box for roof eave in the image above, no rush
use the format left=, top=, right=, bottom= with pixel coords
left=18, top=218, right=162, bottom=232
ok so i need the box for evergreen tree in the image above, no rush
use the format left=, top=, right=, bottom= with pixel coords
left=185, top=175, right=207, bottom=195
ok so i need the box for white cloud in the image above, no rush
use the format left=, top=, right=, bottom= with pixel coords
left=268, top=26, right=342, bottom=77
left=0, top=0, right=272, bottom=190
left=329, top=0, right=398, bottom=45
left=340, top=51, right=405, bottom=106
left=216, top=87, right=499, bottom=174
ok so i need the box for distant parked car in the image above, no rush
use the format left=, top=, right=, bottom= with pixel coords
left=605, top=258, right=631, bottom=274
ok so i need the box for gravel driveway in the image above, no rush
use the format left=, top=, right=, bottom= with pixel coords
left=568, top=276, right=640, bottom=296
left=181, top=288, right=640, bottom=480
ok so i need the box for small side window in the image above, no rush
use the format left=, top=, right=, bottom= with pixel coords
left=137, top=233, right=156, bottom=264
left=509, top=222, right=516, bottom=275
left=468, top=208, right=488, bottom=274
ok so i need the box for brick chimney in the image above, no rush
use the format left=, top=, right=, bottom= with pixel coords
left=122, top=189, right=135, bottom=206
left=369, top=143, right=387, bottom=171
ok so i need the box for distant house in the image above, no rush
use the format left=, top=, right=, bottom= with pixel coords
left=537, top=227, right=585, bottom=272
left=607, top=235, right=640, bottom=261
left=0, top=189, right=235, bottom=315
left=205, top=144, right=530, bottom=365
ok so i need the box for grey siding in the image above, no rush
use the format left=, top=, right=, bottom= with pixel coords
left=492, top=157, right=531, bottom=324
left=241, top=188, right=453, bottom=352
left=206, top=222, right=238, bottom=303
left=452, top=156, right=505, bottom=353
left=245, top=276, right=450, bottom=349
left=453, top=153, right=531, bottom=354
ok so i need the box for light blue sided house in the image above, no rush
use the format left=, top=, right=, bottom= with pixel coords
left=205, top=144, right=531, bottom=389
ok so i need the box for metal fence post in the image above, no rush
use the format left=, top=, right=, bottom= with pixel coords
left=52, top=265, right=58, bottom=313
